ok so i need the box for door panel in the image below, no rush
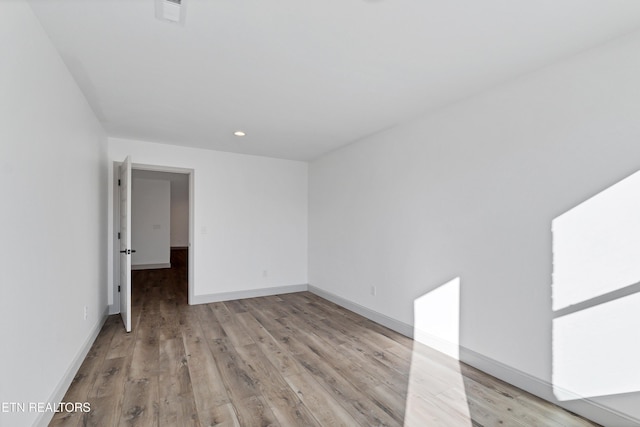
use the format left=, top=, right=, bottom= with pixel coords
left=119, top=156, right=132, bottom=332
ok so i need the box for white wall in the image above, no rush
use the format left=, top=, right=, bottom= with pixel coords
left=309, top=30, right=640, bottom=425
left=170, top=176, right=189, bottom=247
left=0, top=2, right=107, bottom=426
left=131, top=178, right=171, bottom=267
left=108, top=138, right=308, bottom=305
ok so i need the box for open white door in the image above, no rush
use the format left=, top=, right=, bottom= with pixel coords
left=119, top=156, right=132, bottom=332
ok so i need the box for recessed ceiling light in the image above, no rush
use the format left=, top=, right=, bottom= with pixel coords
left=234, top=131, right=246, bottom=137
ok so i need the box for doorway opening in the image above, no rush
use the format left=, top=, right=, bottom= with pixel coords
left=114, top=162, right=194, bottom=332
left=130, top=169, right=190, bottom=325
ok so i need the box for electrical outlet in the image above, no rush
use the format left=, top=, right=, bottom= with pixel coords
left=83, top=306, right=88, bottom=320
left=371, top=286, right=377, bottom=296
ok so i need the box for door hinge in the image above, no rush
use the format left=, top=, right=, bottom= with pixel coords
left=118, top=286, right=121, bottom=292
left=118, top=179, right=121, bottom=186
left=118, top=232, right=121, bottom=240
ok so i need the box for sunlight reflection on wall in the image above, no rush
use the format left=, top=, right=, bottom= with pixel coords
left=552, top=170, right=640, bottom=400
left=414, top=277, right=460, bottom=359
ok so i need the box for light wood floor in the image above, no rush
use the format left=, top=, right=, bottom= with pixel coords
left=51, top=249, right=599, bottom=426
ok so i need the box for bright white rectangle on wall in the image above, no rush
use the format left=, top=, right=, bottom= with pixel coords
left=553, top=291, right=640, bottom=399
left=552, top=171, right=640, bottom=311
left=414, top=277, right=460, bottom=359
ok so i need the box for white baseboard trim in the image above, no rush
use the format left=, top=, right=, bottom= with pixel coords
left=131, top=263, right=171, bottom=270
left=35, top=307, right=109, bottom=427
left=307, top=286, right=640, bottom=427
left=191, top=284, right=309, bottom=305
left=307, top=285, right=414, bottom=337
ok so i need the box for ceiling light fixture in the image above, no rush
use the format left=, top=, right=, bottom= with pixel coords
left=234, top=131, right=246, bottom=137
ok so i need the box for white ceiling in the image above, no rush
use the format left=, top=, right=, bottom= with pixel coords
left=29, top=0, right=640, bottom=160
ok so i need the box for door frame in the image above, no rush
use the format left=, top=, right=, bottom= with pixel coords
left=111, top=162, right=195, bottom=313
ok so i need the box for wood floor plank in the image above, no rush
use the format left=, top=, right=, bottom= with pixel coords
left=336, top=341, right=410, bottom=399
left=80, top=395, right=125, bottom=427
left=118, top=313, right=160, bottom=427
left=463, top=376, right=557, bottom=427
left=89, top=356, right=128, bottom=399
left=54, top=249, right=601, bottom=427
left=232, top=395, right=280, bottom=427
left=277, top=300, right=347, bottom=347
left=233, top=343, right=322, bottom=427
left=82, top=350, right=133, bottom=427
left=209, top=343, right=261, bottom=402
left=258, top=317, right=400, bottom=426
left=49, top=411, right=81, bottom=427
left=211, top=302, right=255, bottom=348
left=275, top=315, right=386, bottom=394
left=404, top=391, right=476, bottom=427
left=127, top=319, right=159, bottom=380
left=117, top=377, right=159, bottom=427
left=286, top=297, right=409, bottom=378
left=290, top=294, right=409, bottom=361
left=207, top=336, right=235, bottom=355
left=465, top=393, right=528, bottom=427
left=234, top=311, right=301, bottom=377
left=239, top=298, right=285, bottom=332
left=158, top=297, right=181, bottom=342
left=194, top=304, right=227, bottom=341
left=283, top=370, right=361, bottom=427
left=302, top=292, right=415, bottom=350
left=224, top=299, right=248, bottom=314
left=158, top=337, right=200, bottom=426
left=202, top=403, right=242, bottom=427
left=254, top=296, right=291, bottom=319
left=182, top=331, right=228, bottom=407
left=182, top=313, right=232, bottom=423
left=105, top=325, right=138, bottom=360
left=276, top=315, right=407, bottom=424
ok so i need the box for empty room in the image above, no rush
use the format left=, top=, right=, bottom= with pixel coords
left=2, top=0, right=640, bottom=426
